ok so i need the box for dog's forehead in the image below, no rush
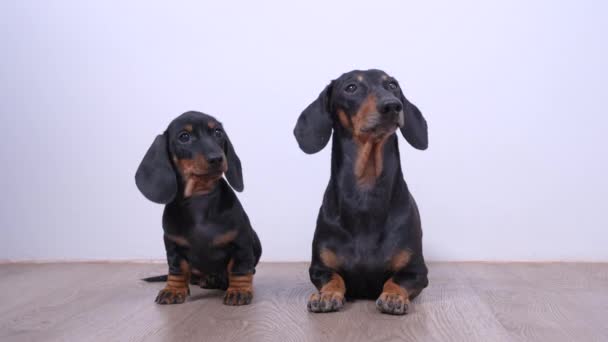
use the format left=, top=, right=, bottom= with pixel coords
left=168, top=111, right=221, bottom=132
left=338, top=69, right=391, bottom=84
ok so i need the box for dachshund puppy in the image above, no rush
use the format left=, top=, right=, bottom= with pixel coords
left=136, top=111, right=261, bottom=305
left=294, top=69, right=429, bottom=315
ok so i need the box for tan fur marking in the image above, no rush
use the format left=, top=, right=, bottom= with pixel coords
left=174, top=154, right=209, bottom=176
left=308, top=272, right=346, bottom=311
left=320, top=273, right=346, bottom=294
left=376, top=277, right=410, bottom=314
left=353, top=137, right=389, bottom=188
left=227, top=273, right=253, bottom=292
left=356, top=74, right=363, bottom=82
left=163, top=260, right=190, bottom=291
left=348, top=94, right=391, bottom=188
left=155, top=260, right=191, bottom=304
left=184, top=124, right=193, bottom=132
left=337, top=110, right=351, bottom=130
left=165, top=234, right=190, bottom=247
left=213, top=230, right=238, bottom=247
left=381, top=278, right=408, bottom=298
left=174, top=154, right=225, bottom=197
left=208, top=121, right=217, bottom=129
left=226, top=259, right=253, bottom=292
left=320, top=248, right=341, bottom=270
left=350, top=94, right=378, bottom=135
left=390, top=249, right=413, bottom=271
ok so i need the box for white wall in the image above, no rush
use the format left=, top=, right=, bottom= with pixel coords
left=1, top=1, right=607, bottom=262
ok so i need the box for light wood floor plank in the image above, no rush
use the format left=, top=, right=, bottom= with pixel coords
left=0, top=262, right=606, bottom=342
left=464, top=263, right=608, bottom=342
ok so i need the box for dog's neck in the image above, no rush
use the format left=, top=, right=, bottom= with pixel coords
left=330, top=131, right=403, bottom=207
left=175, top=174, right=222, bottom=201
left=352, top=135, right=391, bottom=189
left=183, top=176, right=219, bottom=197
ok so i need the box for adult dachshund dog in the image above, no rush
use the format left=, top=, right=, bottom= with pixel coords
left=136, top=111, right=261, bottom=305
left=294, top=69, right=429, bottom=315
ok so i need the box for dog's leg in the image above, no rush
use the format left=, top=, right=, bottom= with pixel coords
left=155, top=261, right=191, bottom=304
left=376, top=256, right=428, bottom=315
left=155, top=236, right=191, bottom=305
left=223, top=249, right=255, bottom=306
left=308, top=265, right=346, bottom=313
left=376, top=277, right=410, bottom=315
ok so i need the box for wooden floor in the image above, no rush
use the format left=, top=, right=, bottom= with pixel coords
left=0, top=263, right=607, bottom=342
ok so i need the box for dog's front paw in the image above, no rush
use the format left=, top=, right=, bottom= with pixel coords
left=376, top=292, right=409, bottom=315
left=155, top=287, right=189, bottom=305
left=223, top=288, right=253, bottom=305
left=307, top=292, right=345, bottom=313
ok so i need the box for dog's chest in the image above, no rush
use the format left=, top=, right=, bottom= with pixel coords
left=163, top=205, right=235, bottom=271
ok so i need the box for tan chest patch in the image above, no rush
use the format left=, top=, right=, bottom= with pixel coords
left=338, top=95, right=388, bottom=188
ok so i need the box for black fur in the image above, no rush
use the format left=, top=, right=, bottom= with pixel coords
left=136, top=111, right=261, bottom=304
left=294, top=69, right=429, bottom=315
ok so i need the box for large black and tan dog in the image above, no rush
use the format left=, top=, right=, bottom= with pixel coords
left=294, top=69, right=429, bottom=315
left=136, top=111, right=261, bottom=305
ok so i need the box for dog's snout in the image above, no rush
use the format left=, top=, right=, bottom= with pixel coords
left=207, top=154, right=224, bottom=166
left=379, top=100, right=402, bottom=114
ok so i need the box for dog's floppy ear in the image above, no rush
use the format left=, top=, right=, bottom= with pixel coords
left=224, top=132, right=244, bottom=192
left=135, top=134, right=177, bottom=204
left=294, top=82, right=334, bottom=154
left=399, top=94, right=428, bottom=150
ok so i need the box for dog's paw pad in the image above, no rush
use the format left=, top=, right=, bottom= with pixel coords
left=155, top=287, right=189, bottom=305
left=307, top=292, right=345, bottom=313
left=376, top=292, right=409, bottom=315
left=223, top=288, right=253, bottom=306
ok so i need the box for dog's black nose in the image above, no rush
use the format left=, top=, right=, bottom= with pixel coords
left=379, top=100, right=402, bottom=114
left=207, top=155, right=224, bottom=166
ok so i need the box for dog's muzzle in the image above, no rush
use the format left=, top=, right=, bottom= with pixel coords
left=361, top=111, right=403, bottom=136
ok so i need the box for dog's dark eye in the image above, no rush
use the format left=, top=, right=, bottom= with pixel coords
left=344, top=84, right=357, bottom=93
left=387, top=81, right=398, bottom=90
left=178, top=132, right=191, bottom=143
left=213, top=128, right=223, bottom=138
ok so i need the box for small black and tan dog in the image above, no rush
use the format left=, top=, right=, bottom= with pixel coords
left=294, top=69, right=429, bottom=315
left=136, top=111, right=261, bottom=305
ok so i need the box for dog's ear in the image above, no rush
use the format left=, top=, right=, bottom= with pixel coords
left=294, top=82, right=334, bottom=154
left=399, top=94, right=428, bottom=150
left=224, top=132, right=244, bottom=192
left=135, top=134, right=177, bottom=204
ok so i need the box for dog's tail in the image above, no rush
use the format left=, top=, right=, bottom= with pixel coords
left=141, top=275, right=168, bottom=282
